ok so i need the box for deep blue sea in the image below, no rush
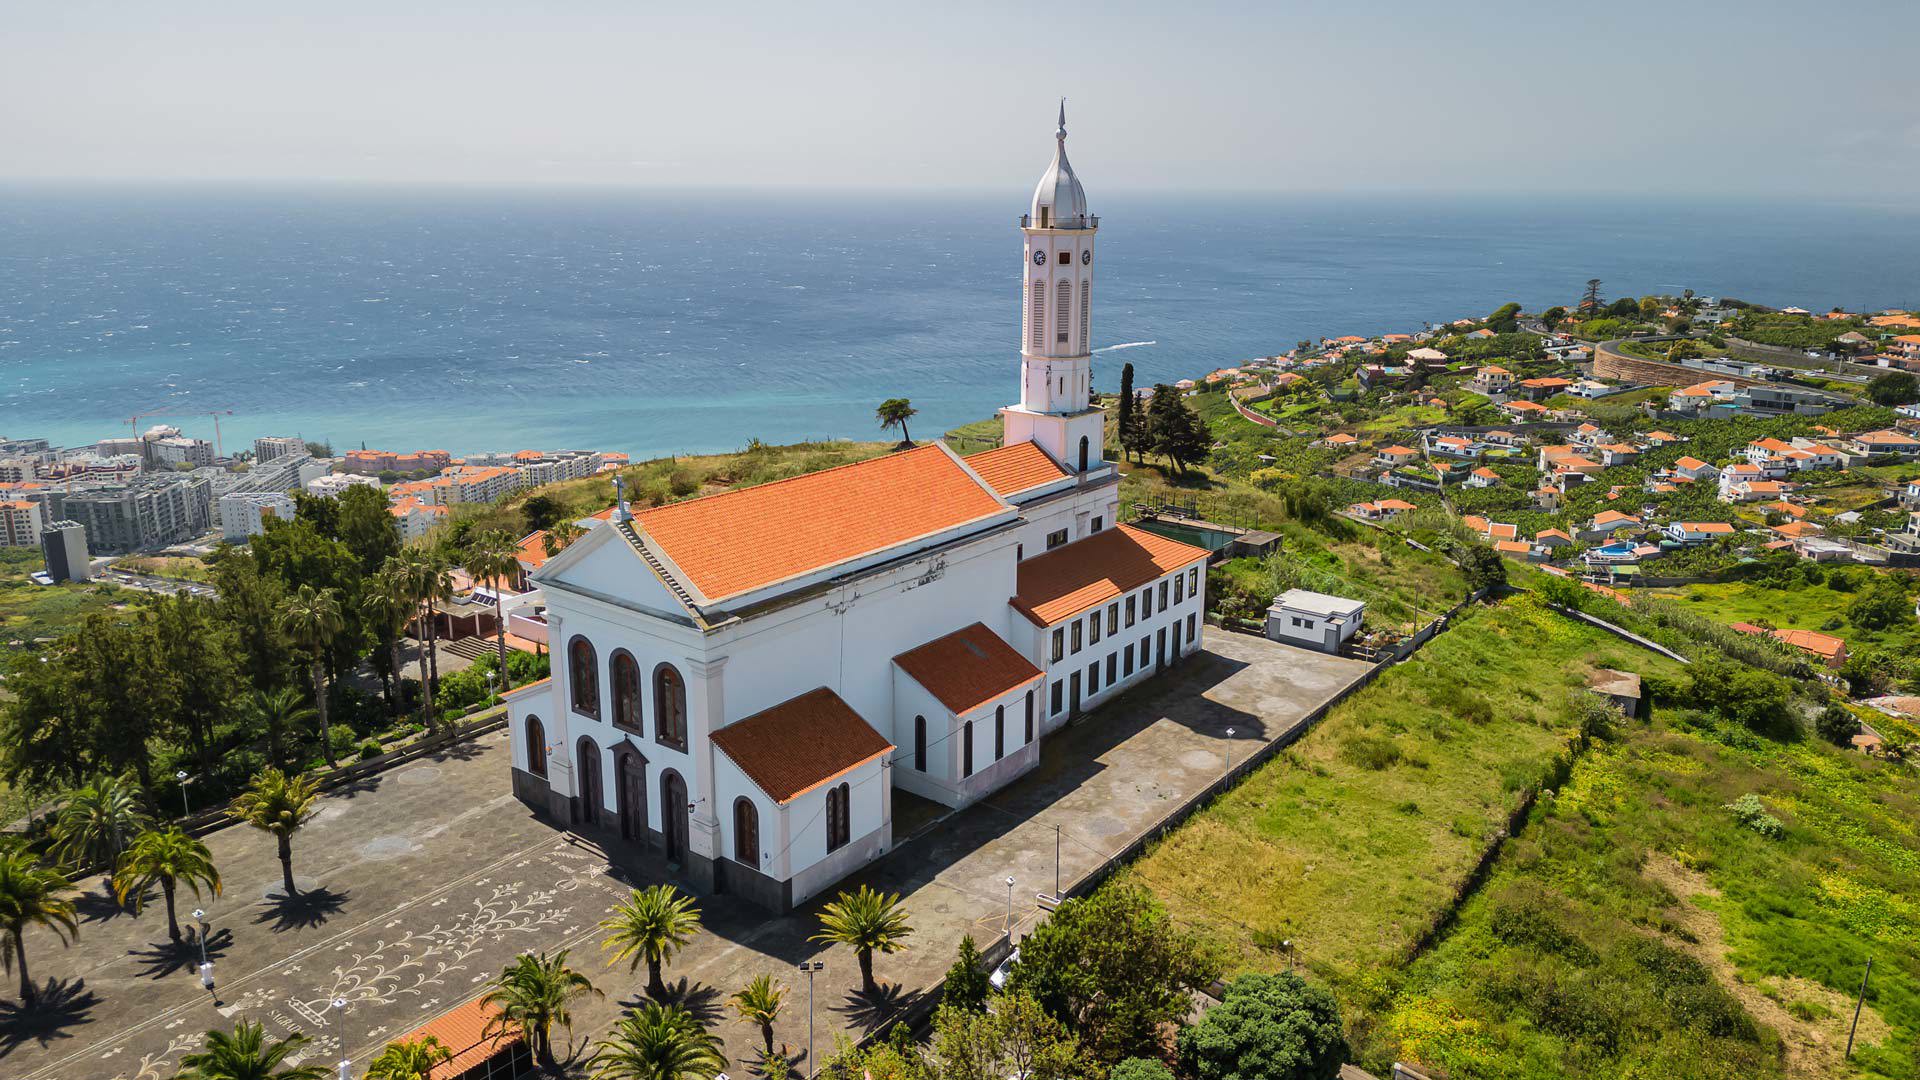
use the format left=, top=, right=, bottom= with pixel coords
left=4, top=188, right=1919, bottom=458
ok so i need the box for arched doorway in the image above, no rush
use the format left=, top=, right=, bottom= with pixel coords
left=1078, top=435, right=1090, bottom=472
left=614, top=747, right=648, bottom=845
left=575, top=736, right=603, bottom=826
left=660, top=770, right=689, bottom=863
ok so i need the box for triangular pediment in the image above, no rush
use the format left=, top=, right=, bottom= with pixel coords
left=533, top=520, right=692, bottom=620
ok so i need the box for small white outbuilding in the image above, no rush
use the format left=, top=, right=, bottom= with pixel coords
left=1265, top=589, right=1366, bottom=654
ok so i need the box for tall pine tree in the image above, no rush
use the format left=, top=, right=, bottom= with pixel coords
left=1116, top=363, right=1136, bottom=461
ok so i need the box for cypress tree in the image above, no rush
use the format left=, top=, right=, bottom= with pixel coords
left=1116, top=363, right=1136, bottom=461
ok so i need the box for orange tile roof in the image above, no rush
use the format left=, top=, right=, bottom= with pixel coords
left=1494, top=539, right=1531, bottom=554
left=963, top=442, right=1069, bottom=498
left=710, top=688, right=892, bottom=804
left=1677, top=521, right=1736, bottom=533
left=1379, top=445, right=1417, bottom=455
left=1012, top=524, right=1209, bottom=627
left=1772, top=627, right=1846, bottom=660
left=1503, top=400, right=1548, bottom=412
left=1767, top=501, right=1808, bottom=518
left=634, top=445, right=1006, bottom=602
left=1487, top=522, right=1519, bottom=540
left=1770, top=520, right=1822, bottom=538
left=1376, top=499, right=1418, bottom=511
left=893, top=623, right=1044, bottom=716
left=395, top=995, right=521, bottom=1080
left=1593, top=510, right=1640, bottom=525
left=1673, top=456, right=1711, bottom=470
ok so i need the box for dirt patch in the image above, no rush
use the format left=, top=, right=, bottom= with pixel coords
left=1643, top=853, right=1889, bottom=1078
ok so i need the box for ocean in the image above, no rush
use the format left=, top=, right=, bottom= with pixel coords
left=4, top=187, right=1918, bottom=459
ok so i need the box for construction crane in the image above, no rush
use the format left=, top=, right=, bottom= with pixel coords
left=124, top=407, right=238, bottom=458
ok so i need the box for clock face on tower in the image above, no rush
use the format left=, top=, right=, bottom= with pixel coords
left=1082, top=249, right=1092, bottom=265
left=1033, top=250, right=1046, bottom=266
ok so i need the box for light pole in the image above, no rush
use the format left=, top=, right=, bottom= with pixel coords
left=485, top=669, right=496, bottom=704
left=330, top=997, right=351, bottom=1080
left=1225, top=727, right=1237, bottom=772
left=1005, top=875, right=1017, bottom=936
left=175, top=770, right=193, bottom=819
left=798, top=960, right=824, bottom=1077
left=193, top=909, right=214, bottom=998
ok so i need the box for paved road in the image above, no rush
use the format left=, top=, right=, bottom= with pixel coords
left=7, top=633, right=1371, bottom=1078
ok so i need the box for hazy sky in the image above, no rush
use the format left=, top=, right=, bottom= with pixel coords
left=6, top=1, right=1917, bottom=200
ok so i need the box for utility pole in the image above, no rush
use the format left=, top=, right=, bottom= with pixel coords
left=1846, top=956, right=1873, bottom=1060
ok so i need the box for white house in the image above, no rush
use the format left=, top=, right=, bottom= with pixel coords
left=501, top=111, right=1210, bottom=912
left=1266, top=590, right=1365, bottom=654
left=1668, top=521, right=1738, bottom=544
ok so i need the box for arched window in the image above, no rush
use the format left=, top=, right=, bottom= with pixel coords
left=995, top=704, right=1005, bottom=760
left=1030, top=281, right=1045, bottom=351
left=826, top=783, right=850, bottom=852
left=653, top=664, right=687, bottom=751
left=734, top=797, right=759, bottom=866
left=568, top=636, right=598, bottom=717
left=525, top=716, right=547, bottom=778
left=1078, top=435, right=1090, bottom=473
left=913, top=716, right=927, bottom=772
left=963, top=720, right=974, bottom=778
left=610, top=650, right=641, bottom=734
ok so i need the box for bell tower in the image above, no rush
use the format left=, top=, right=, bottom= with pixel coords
left=1002, top=102, right=1107, bottom=475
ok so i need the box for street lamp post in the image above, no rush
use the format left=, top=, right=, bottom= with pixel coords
left=330, top=998, right=351, bottom=1080
left=193, top=909, right=214, bottom=997
left=1005, top=876, right=1016, bottom=936
left=175, top=770, right=193, bottom=819
left=798, top=960, right=825, bottom=1077
left=1225, top=727, right=1237, bottom=772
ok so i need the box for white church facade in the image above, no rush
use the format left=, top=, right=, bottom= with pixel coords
left=502, top=110, right=1211, bottom=912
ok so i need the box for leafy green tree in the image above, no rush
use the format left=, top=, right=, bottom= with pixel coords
left=336, top=483, right=403, bottom=574
left=729, top=973, right=785, bottom=1058
left=51, top=772, right=153, bottom=869
left=363, top=562, right=417, bottom=717
left=1121, top=385, right=1157, bottom=464
left=942, top=934, right=990, bottom=1012
left=1682, top=660, right=1794, bottom=737
left=1541, top=305, right=1567, bottom=328
left=1006, top=884, right=1224, bottom=1063
left=588, top=1001, right=727, bottom=1080
left=1146, top=385, right=1211, bottom=476
left=0, top=848, right=79, bottom=1002
left=175, top=1021, right=327, bottom=1080
left=464, top=531, right=522, bottom=689
left=1116, top=363, right=1137, bottom=461
left=1846, top=578, right=1910, bottom=631
left=212, top=556, right=292, bottom=696
left=481, top=950, right=602, bottom=1070
left=1666, top=338, right=1705, bottom=362
left=229, top=767, right=321, bottom=898
left=928, top=992, right=1095, bottom=1080
left=365, top=1035, right=453, bottom=1080
left=1866, top=370, right=1918, bottom=406
left=522, top=493, right=565, bottom=532
left=1816, top=703, right=1862, bottom=746
left=876, top=398, right=918, bottom=444
left=278, top=584, right=346, bottom=768
left=1176, top=972, right=1348, bottom=1080
left=147, top=595, right=245, bottom=776
left=812, top=885, right=914, bottom=996
left=1486, top=301, right=1521, bottom=333
left=1457, top=545, right=1507, bottom=596
left=1110, top=1059, right=1175, bottom=1080
left=113, top=826, right=221, bottom=943
left=601, top=884, right=704, bottom=999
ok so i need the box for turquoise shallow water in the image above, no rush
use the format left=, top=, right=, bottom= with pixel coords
left=4, top=187, right=1917, bottom=457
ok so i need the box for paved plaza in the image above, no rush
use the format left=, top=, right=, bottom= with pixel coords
left=5, top=633, right=1370, bottom=1078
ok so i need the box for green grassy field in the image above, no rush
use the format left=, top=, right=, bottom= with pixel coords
left=1118, top=596, right=1687, bottom=989
left=1377, top=710, right=1920, bottom=1079
left=1645, top=578, right=1920, bottom=658
left=0, top=548, right=139, bottom=648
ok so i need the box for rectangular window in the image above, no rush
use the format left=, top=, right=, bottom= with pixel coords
left=1081, top=279, right=1090, bottom=349
left=995, top=706, right=1005, bottom=760
left=1141, top=587, right=1152, bottom=618
left=1123, top=646, right=1135, bottom=676
left=1188, top=613, right=1197, bottom=639
left=1051, top=628, right=1064, bottom=663
left=1091, top=515, right=1104, bottom=533
left=1030, top=280, right=1045, bottom=351
left=1047, top=528, right=1069, bottom=550
left=1071, top=621, right=1083, bottom=654
left=1025, top=691, right=1035, bottom=743
left=1106, top=653, right=1117, bottom=684
left=1188, top=566, right=1199, bottom=594
left=1090, top=613, right=1102, bottom=645
left=1159, top=581, right=1169, bottom=609
left=1140, top=636, right=1150, bottom=666
left=1087, top=662, right=1099, bottom=695
left=1174, top=573, right=1184, bottom=605
left=1058, top=250, right=1071, bottom=265
left=1125, top=596, right=1136, bottom=627
left=1056, top=279, right=1072, bottom=344
left=1051, top=679, right=1064, bottom=716
left=1107, top=603, right=1118, bottom=635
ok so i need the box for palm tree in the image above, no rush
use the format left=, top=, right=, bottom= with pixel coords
left=228, top=768, right=320, bottom=899
left=875, top=398, right=917, bottom=445
left=251, top=686, right=316, bottom=774
left=811, top=885, right=913, bottom=996
left=399, top=549, right=453, bottom=725
left=113, top=826, right=221, bottom=943
left=364, top=562, right=418, bottom=717
left=480, top=950, right=600, bottom=1070
left=542, top=519, right=583, bottom=558
left=729, top=973, right=785, bottom=1058
left=601, top=884, right=703, bottom=1000
left=175, top=1020, right=327, bottom=1080
left=277, top=584, right=345, bottom=768
left=464, top=531, right=522, bottom=690
left=49, top=772, right=153, bottom=870
left=364, top=1035, right=453, bottom=1080
left=0, top=849, right=79, bottom=1002
left=587, top=1002, right=727, bottom=1080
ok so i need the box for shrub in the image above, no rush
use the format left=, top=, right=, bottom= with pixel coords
left=1722, top=794, right=1785, bottom=839
left=1815, top=704, right=1861, bottom=747
left=1110, top=1059, right=1175, bottom=1080
left=1341, top=734, right=1402, bottom=770
left=1176, top=972, right=1348, bottom=1080
left=942, top=935, right=989, bottom=1013
left=1487, top=886, right=1598, bottom=965
left=357, top=739, right=383, bottom=761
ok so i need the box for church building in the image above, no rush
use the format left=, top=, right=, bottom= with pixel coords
left=502, top=109, right=1211, bottom=912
